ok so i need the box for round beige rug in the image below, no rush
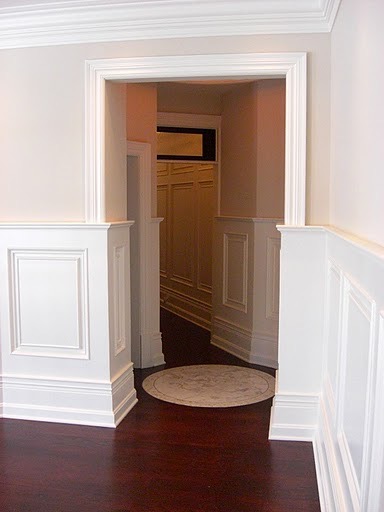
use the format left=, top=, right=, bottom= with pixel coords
left=142, top=364, right=275, bottom=408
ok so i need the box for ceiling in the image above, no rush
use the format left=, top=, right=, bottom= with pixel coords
left=0, top=0, right=341, bottom=50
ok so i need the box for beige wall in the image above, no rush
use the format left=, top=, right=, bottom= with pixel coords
left=0, top=34, right=330, bottom=224
left=105, top=82, right=127, bottom=221
left=126, top=83, right=158, bottom=215
left=220, top=83, right=258, bottom=217
left=330, top=0, right=384, bottom=246
left=126, top=83, right=157, bottom=145
left=220, top=80, right=285, bottom=218
left=256, top=79, right=285, bottom=219
left=0, top=46, right=84, bottom=221
left=157, top=79, right=285, bottom=219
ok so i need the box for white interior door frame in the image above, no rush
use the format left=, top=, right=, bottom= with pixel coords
left=84, top=52, right=307, bottom=373
left=126, top=141, right=164, bottom=368
left=85, top=52, right=307, bottom=226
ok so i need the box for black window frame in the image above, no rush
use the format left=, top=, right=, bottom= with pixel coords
left=157, top=126, right=216, bottom=161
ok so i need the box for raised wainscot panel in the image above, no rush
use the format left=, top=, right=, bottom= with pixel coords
left=112, top=244, right=127, bottom=356
left=156, top=161, right=168, bottom=177
left=170, top=182, right=195, bottom=287
left=326, top=260, right=342, bottom=408
left=365, top=311, right=384, bottom=511
left=9, top=248, right=89, bottom=359
left=170, top=163, right=195, bottom=176
left=223, top=233, right=248, bottom=313
left=337, top=277, right=376, bottom=510
left=266, top=236, right=281, bottom=321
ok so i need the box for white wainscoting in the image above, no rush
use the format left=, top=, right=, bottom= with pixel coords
left=0, top=222, right=137, bottom=427
left=211, top=217, right=282, bottom=368
left=269, top=226, right=327, bottom=442
left=9, top=248, right=90, bottom=359
left=313, top=229, right=384, bottom=512
left=157, top=162, right=215, bottom=330
left=264, top=226, right=384, bottom=510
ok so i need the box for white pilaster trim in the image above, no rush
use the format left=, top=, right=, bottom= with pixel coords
left=127, top=140, right=165, bottom=368
left=85, top=52, right=307, bottom=226
left=0, top=0, right=342, bottom=50
left=284, top=52, right=307, bottom=226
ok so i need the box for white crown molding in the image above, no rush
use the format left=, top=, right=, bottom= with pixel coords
left=0, top=0, right=341, bottom=50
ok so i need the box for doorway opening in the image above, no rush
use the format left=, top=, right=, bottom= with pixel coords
left=155, top=80, right=285, bottom=368
left=85, top=51, right=307, bottom=386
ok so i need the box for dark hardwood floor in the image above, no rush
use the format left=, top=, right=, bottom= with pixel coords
left=0, top=310, right=320, bottom=512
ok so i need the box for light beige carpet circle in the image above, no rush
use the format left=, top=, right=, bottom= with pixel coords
left=142, top=365, right=275, bottom=408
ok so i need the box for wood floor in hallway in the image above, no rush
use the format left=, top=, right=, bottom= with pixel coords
left=0, top=310, right=320, bottom=512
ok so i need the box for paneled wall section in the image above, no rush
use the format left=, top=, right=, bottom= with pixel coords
left=314, top=230, right=384, bottom=512
left=211, top=217, right=282, bottom=368
left=157, top=162, right=215, bottom=330
left=0, top=223, right=137, bottom=427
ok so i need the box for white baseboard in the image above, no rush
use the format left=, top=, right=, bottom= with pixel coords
left=269, top=393, right=319, bottom=441
left=0, top=364, right=137, bottom=428
left=111, top=364, right=138, bottom=426
left=152, top=353, right=166, bottom=367
left=211, top=316, right=278, bottom=368
left=140, top=331, right=165, bottom=368
left=150, top=331, right=165, bottom=367
left=160, top=287, right=211, bottom=331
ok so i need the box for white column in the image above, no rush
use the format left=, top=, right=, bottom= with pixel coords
left=269, top=226, right=326, bottom=441
left=0, top=222, right=137, bottom=427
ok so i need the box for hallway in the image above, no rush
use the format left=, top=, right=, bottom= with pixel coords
left=0, top=311, right=320, bottom=512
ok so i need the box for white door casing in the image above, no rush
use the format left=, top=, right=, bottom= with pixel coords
left=85, top=52, right=307, bottom=226
left=84, top=52, right=306, bottom=367
left=84, top=53, right=307, bottom=427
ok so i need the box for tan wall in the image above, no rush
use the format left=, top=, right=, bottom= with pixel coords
left=126, top=83, right=158, bottom=215
left=105, top=82, right=127, bottom=221
left=0, top=34, right=330, bottom=224
left=157, top=80, right=285, bottom=219
left=157, top=82, right=222, bottom=115
left=220, top=83, right=258, bottom=217
left=256, top=79, right=285, bottom=219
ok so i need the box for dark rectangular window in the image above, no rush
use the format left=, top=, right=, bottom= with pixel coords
left=157, top=126, right=216, bottom=161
